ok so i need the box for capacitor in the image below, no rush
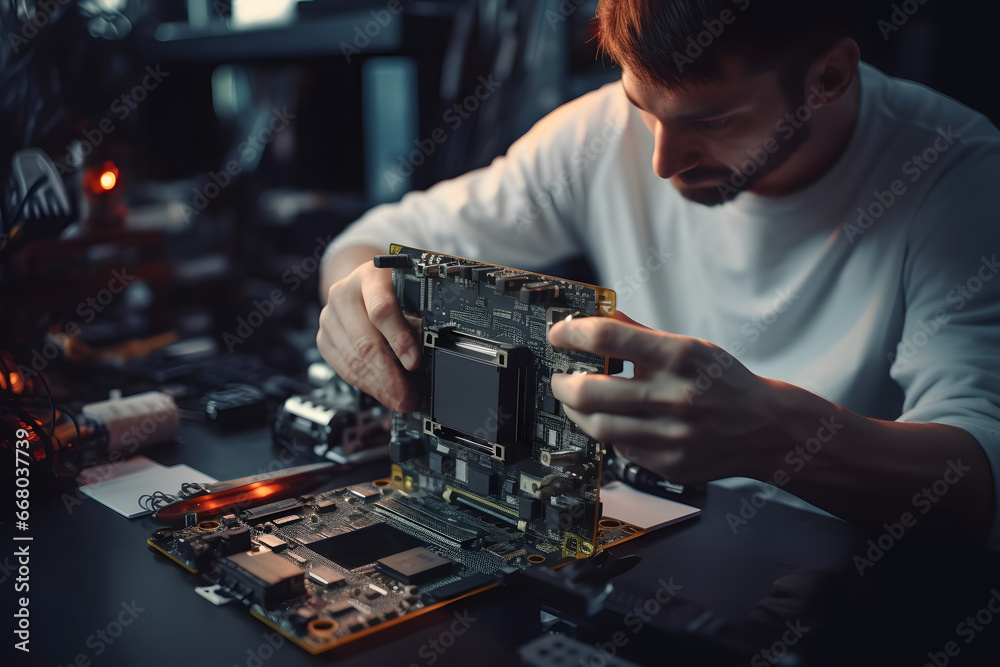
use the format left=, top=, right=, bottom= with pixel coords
left=540, top=449, right=583, bottom=466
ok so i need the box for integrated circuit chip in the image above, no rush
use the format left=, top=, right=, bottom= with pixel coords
left=430, top=334, right=530, bottom=447
left=306, top=523, right=423, bottom=570
left=272, top=514, right=301, bottom=527
left=258, top=534, right=287, bottom=551
left=315, top=499, right=337, bottom=513
left=217, top=550, right=305, bottom=609
left=348, top=483, right=381, bottom=502
left=374, top=547, right=456, bottom=584
left=308, top=565, right=346, bottom=586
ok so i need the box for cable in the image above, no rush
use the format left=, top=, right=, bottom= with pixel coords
left=0, top=341, right=61, bottom=474
left=1, top=401, right=56, bottom=465
left=32, top=365, right=56, bottom=440
left=0, top=176, right=45, bottom=253
left=138, top=482, right=206, bottom=513
left=138, top=491, right=176, bottom=513
left=55, top=403, right=81, bottom=440
left=2, top=350, right=60, bottom=442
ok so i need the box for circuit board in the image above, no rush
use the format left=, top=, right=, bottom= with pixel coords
left=146, top=246, right=644, bottom=654
left=378, top=244, right=625, bottom=556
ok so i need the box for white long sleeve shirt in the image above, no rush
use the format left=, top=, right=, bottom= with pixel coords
left=325, top=63, right=1000, bottom=545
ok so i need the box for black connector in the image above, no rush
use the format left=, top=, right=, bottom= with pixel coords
left=373, top=254, right=412, bottom=269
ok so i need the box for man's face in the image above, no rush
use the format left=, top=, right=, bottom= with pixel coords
left=622, top=61, right=814, bottom=205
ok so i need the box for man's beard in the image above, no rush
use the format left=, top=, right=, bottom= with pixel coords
left=675, top=96, right=812, bottom=207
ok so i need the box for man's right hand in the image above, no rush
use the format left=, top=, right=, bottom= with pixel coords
left=317, top=254, right=420, bottom=412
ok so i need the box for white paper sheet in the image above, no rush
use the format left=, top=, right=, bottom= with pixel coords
left=600, top=481, right=700, bottom=531
left=79, top=460, right=217, bottom=518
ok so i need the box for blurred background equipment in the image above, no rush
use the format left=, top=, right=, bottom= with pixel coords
left=81, top=390, right=179, bottom=452
left=0, top=347, right=181, bottom=488
left=273, top=366, right=391, bottom=464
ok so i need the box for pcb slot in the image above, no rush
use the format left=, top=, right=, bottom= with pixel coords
left=374, top=499, right=482, bottom=549
left=427, top=421, right=510, bottom=462
left=388, top=496, right=488, bottom=536
left=442, top=486, right=519, bottom=528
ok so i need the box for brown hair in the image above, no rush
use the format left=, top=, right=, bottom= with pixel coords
left=595, top=0, right=859, bottom=93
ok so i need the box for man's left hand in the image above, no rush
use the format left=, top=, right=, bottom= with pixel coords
left=548, top=313, right=785, bottom=483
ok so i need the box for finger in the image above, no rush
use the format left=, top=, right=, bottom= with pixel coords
left=550, top=372, right=691, bottom=416
left=613, top=441, right=686, bottom=482
left=549, top=317, right=673, bottom=367
left=361, top=268, right=421, bottom=371
left=319, top=301, right=418, bottom=412
left=612, top=310, right=649, bottom=329
left=562, top=403, right=691, bottom=447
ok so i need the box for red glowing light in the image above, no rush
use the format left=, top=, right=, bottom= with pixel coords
left=86, top=162, right=120, bottom=194
left=1, top=371, right=24, bottom=394
left=99, top=170, right=117, bottom=190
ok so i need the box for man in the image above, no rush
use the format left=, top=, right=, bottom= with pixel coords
left=317, top=1, right=1000, bottom=544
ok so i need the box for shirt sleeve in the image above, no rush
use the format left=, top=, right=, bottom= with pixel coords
left=889, top=136, right=1000, bottom=547
left=321, top=82, right=630, bottom=273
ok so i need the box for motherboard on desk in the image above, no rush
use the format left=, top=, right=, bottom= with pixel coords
left=147, top=244, right=645, bottom=654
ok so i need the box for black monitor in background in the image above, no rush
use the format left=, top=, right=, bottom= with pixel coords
left=128, top=59, right=367, bottom=195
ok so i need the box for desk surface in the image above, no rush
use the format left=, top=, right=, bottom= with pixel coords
left=9, top=421, right=1000, bottom=667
